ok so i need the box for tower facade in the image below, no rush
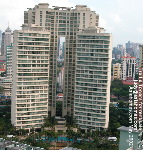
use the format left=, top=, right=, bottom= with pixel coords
left=12, top=3, right=111, bottom=130
left=74, top=28, right=111, bottom=130
left=6, top=46, right=13, bottom=78
left=24, top=3, right=99, bottom=117
left=1, top=27, right=13, bottom=60
left=2, top=45, right=13, bottom=97
left=11, top=24, right=50, bottom=130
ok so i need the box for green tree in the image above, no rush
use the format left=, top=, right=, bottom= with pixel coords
left=109, top=101, right=129, bottom=137
left=56, top=102, right=62, bottom=116
left=66, top=129, right=75, bottom=142
left=1, top=71, right=6, bottom=77
left=65, top=115, right=77, bottom=128
left=111, top=79, right=130, bottom=100
left=43, top=116, right=57, bottom=128
left=112, top=88, right=122, bottom=100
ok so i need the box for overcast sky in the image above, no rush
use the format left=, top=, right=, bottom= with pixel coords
left=0, top=0, right=143, bottom=46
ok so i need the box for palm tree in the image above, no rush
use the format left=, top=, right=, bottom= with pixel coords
left=65, top=115, right=77, bottom=128
left=43, top=130, right=48, bottom=142
left=44, top=130, right=51, bottom=141
left=53, top=132, right=59, bottom=142
left=43, top=116, right=57, bottom=130
left=73, top=131, right=82, bottom=142
left=66, top=129, right=77, bottom=143
left=9, top=126, right=17, bottom=135
left=37, top=132, right=43, bottom=142
left=58, top=130, right=64, bottom=137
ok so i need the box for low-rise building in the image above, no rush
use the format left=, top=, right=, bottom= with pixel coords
left=2, top=77, right=12, bottom=96
left=118, top=126, right=143, bottom=150
left=112, top=63, right=121, bottom=79
left=0, top=68, right=6, bottom=76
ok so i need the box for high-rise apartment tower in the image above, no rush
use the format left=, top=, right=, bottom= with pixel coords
left=11, top=24, right=50, bottom=129
left=1, top=27, right=13, bottom=60
left=11, top=3, right=112, bottom=131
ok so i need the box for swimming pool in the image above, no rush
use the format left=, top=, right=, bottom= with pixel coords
left=41, top=137, right=73, bottom=142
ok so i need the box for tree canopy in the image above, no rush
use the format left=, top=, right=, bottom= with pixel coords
left=110, top=79, right=130, bottom=100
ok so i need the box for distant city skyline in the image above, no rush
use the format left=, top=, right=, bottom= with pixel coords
left=0, top=0, right=143, bottom=46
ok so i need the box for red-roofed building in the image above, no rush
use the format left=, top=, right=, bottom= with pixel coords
left=57, top=93, right=63, bottom=98
left=121, top=54, right=136, bottom=59
left=0, top=68, right=6, bottom=77
left=122, top=80, right=134, bottom=85
left=57, top=93, right=63, bottom=101
left=0, top=69, right=6, bottom=71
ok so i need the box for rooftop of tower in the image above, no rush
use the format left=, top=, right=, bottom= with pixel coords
left=5, top=26, right=12, bottom=32
left=29, top=3, right=94, bottom=12
left=81, top=27, right=106, bottom=34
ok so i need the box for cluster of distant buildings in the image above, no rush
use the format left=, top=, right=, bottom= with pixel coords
left=0, top=26, right=13, bottom=98
left=112, top=41, right=140, bottom=60
left=0, top=26, right=13, bottom=97
left=112, top=42, right=143, bottom=150
left=112, top=41, right=141, bottom=85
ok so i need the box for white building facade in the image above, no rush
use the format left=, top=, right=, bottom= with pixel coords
left=74, top=28, right=112, bottom=130
left=1, top=27, right=13, bottom=60
left=121, top=55, right=136, bottom=81
left=11, top=25, right=50, bottom=130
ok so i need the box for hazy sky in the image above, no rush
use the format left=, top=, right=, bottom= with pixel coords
left=1, top=0, right=143, bottom=46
